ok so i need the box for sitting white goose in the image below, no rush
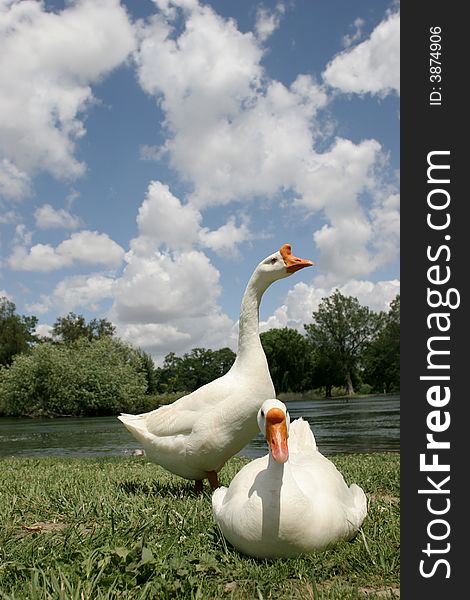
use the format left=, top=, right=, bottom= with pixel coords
left=118, top=244, right=312, bottom=493
left=212, top=399, right=367, bottom=557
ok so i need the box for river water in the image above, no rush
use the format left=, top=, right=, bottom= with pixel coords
left=0, top=395, right=399, bottom=459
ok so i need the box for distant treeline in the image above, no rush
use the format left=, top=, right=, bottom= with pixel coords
left=0, top=292, right=399, bottom=417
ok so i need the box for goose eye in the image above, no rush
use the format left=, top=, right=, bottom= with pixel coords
left=260, top=409, right=265, bottom=417
left=269, top=257, right=277, bottom=264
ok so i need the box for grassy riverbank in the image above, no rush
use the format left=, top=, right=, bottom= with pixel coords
left=0, top=454, right=399, bottom=599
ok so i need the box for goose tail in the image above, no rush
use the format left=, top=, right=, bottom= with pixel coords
left=118, top=413, right=151, bottom=445
left=288, top=417, right=317, bottom=453
left=348, top=484, right=368, bottom=532
left=211, top=486, right=228, bottom=518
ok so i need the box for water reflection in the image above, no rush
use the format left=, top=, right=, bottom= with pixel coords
left=0, top=395, right=399, bottom=459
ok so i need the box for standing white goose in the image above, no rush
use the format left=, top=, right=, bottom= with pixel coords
left=118, top=244, right=313, bottom=493
left=212, top=399, right=368, bottom=557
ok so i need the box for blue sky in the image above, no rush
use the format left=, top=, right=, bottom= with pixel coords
left=0, top=0, right=399, bottom=362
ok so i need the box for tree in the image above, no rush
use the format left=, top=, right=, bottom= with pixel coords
left=363, top=295, right=400, bottom=393
left=304, top=290, right=382, bottom=395
left=155, top=352, right=184, bottom=393
left=0, top=297, right=38, bottom=366
left=180, top=348, right=218, bottom=391
left=260, top=328, right=314, bottom=393
left=52, top=312, right=115, bottom=343
left=309, top=347, right=344, bottom=398
left=212, top=347, right=237, bottom=377
left=136, top=348, right=159, bottom=394
left=155, top=347, right=236, bottom=393
left=0, top=337, right=148, bottom=417
left=176, top=347, right=236, bottom=391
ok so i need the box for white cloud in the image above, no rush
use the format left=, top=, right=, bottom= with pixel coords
left=259, top=278, right=400, bottom=332
left=117, top=322, right=192, bottom=358
left=295, top=137, right=382, bottom=215
left=104, top=179, right=254, bottom=359
left=110, top=247, right=234, bottom=360
left=25, top=272, right=117, bottom=315
left=113, top=249, right=221, bottom=324
left=117, top=311, right=233, bottom=363
left=139, top=144, right=163, bottom=161
left=136, top=1, right=263, bottom=117
left=338, top=278, right=400, bottom=312
left=0, top=0, right=135, bottom=199
left=0, top=209, right=20, bottom=225
left=199, top=216, right=251, bottom=256
left=255, top=2, right=286, bottom=42
left=0, top=159, right=32, bottom=201
left=131, top=180, right=253, bottom=257
left=292, top=137, right=400, bottom=283
left=135, top=181, right=201, bottom=251
left=25, top=300, right=50, bottom=315
left=369, top=193, right=400, bottom=268
left=342, top=17, right=365, bottom=48
left=183, top=75, right=328, bottom=207
left=35, top=323, right=54, bottom=339
left=53, top=231, right=125, bottom=267
left=8, top=230, right=125, bottom=271
left=323, top=10, right=400, bottom=97
left=9, top=244, right=70, bottom=272
left=314, top=219, right=376, bottom=281
left=259, top=281, right=327, bottom=333
left=51, top=273, right=116, bottom=313
left=153, top=0, right=199, bottom=17
left=135, top=1, right=328, bottom=208
left=34, top=203, right=81, bottom=229
left=133, top=2, right=398, bottom=289
left=13, top=224, right=33, bottom=246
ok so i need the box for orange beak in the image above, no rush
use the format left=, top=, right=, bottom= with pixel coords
left=265, top=408, right=289, bottom=464
left=280, top=244, right=314, bottom=273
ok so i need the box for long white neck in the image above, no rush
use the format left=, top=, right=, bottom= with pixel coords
left=234, top=269, right=270, bottom=368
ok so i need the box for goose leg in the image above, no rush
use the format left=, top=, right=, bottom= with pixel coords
left=207, top=470, right=219, bottom=490
left=194, top=479, right=204, bottom=494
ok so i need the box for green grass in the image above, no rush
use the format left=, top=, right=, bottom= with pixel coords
left=0, top=454, right=399, bottom=599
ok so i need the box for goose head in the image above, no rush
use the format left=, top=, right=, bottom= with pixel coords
left=254, top=244, right=313, bottom=288
left=257, top=399, right=290, bottom=464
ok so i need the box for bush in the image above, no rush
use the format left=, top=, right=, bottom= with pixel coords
left=357, top=383, right=374, bottom=395
left=134, top=391, right=188, bottom=413
left=0, top=337, right=148, bottom=417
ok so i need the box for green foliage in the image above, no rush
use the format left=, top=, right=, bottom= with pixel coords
left=260, top=327, right=313, bottom=393
left=51, top=312, right=116, bottom=343
left=305, top=291, right=383, bottom=395
left=135, top=348, right=159, bottom=395
left=155, top=347, right=236, bottom=393
left=143, top=292, right=399, bottom=399
left=0, top=297, right=38, bottom=366
left=363, top=295, right=400, bottom=393
left=0, top=337, right=148, bottom=417
left=357, top=383, right=374, bottom=395
left=309, top=346, right=345, bottom=398
left=0, top=291, right=400, bottom=416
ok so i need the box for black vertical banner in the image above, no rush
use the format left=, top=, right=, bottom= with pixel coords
left=401, top=3, right=466, bottom=598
